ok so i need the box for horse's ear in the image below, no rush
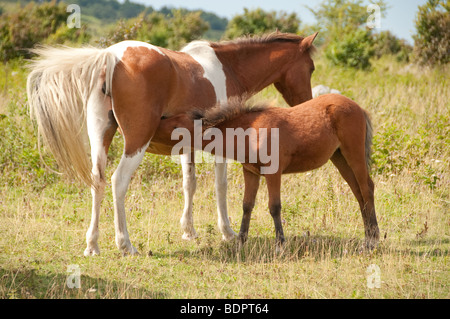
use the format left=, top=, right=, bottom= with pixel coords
left=299, top=32, right=318, bottom=52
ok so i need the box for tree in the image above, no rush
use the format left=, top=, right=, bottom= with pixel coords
left=167, top=10, right=210, bottom=49
left=325, top=28, right=374, bottom=69
left=97, top=16, right=145, bottom=48
left=372, top=30, right=412, bottom=62
left=412, top=0, right=449, bottom=65
left=308, top=0, right=386, bottom=35
left=98, top=10, right=209, bottom=50
left=224, top=8, right=300, bottom=39
left=308, top=0, right=387, bottom=69
left=0, top=1, right=80, bottom=61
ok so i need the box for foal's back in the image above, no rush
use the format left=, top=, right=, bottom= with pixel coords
left=224, top=94, right=366, bottom=175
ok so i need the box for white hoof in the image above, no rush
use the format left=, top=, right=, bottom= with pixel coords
left=84, top=245, right=100, bottom=257
left=182, top=229, right=198, bottom=240
left=221, top=228, right=237, bottom=241
left=116, top=236, right=139, bottom=256
left=121, top=244, right=139, bottom=256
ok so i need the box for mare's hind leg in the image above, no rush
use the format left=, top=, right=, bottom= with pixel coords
left=238, top=168, right=260, bottom=244
left=84, top=88, right=117, bottom=256
left=265, top=173, right=285, bottom=250
left=111, top=143, right=150, bottom=255
left=180, top=151, right=198, bottom=240
left=109, top=65, right=161, bottom=256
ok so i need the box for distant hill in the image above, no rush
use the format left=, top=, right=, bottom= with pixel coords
left=0, top=0, right=228, bottom=40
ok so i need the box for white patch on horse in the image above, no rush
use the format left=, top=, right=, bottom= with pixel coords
left=181, top=41, right=235, bottom=241
left=181, top=41, right=228, bottom=104
left=111, top=139, right=151, bottom=255
left=179, top=153, right=198, bottom=240
left=107, top=40, right=165, bottom=61
left=84, top=87, right=112, bottom=256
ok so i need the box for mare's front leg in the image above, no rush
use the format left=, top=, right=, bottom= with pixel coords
left=265, top=173, right=285, bottom=251
left=179, top=151, right=198, bottom=240
left=215, top=159, right=237, bottom=240
left=238, top=168, right=260, bottom=244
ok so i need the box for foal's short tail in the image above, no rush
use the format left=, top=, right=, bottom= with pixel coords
left=363, top=109, right=373, bottom=171
left=27, top=45, right=118, bottom=187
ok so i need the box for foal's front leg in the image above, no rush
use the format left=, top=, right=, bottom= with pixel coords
left=238, top=168, right=260, bottom=244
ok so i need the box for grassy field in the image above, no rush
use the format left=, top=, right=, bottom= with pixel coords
left=0, top=53, right=448, bottom=299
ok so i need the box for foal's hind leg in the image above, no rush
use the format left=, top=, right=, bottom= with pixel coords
left=180, top=151, right=198, bottom=240
left=331, top=149, right=364, bottom=210
left=84, top=89, right=117, bottom=256
left=238, top=168, right=260, bottom=244
left=265, top=173, right=285, bottom=250
left=338, top=147, right=380, bottom=249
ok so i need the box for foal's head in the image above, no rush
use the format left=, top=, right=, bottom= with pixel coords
left=274, top=32, right=318, bottom=106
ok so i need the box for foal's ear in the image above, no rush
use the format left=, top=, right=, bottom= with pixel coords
left=299, top=32, right=319, bottom=52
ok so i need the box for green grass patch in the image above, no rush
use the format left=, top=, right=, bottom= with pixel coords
left=0, top=55, right=449, bottom=299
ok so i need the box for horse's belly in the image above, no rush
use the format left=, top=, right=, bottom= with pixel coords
left=283, top=141, right=339, bottom=174
left=146, top=142, right=174, bottom=155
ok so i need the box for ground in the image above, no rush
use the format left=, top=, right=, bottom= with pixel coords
left=0, top=55, right=448, bottom=298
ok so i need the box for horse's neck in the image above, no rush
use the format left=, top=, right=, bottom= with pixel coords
left=214, top=43, right=295, bottom=96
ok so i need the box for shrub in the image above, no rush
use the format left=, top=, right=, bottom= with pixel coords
left=224, top=8, right=300, bottom=39
left=98, top=10, right=209, bottom=50
left=97, top=16, right=144, bottom=48
left=325, top=28, right=374, bottom=70
left=372, top=31, right=413, bottom=62
left=412, top=0, right=450, bottom=65
left=0, top=1, right=90, bottom=61
left=309, top=0, right=387, bottom=69
left=46, top=24, right=92, bottom=45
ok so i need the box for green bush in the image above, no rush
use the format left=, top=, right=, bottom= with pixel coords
left=309, top=0, right=388, bottom=69
left=97, top=16, right=144, bottom=48
left=325, top=28, right=374, bottom=69
left=372, top=31, right=413, bottom=62
left=0, top=1, right=90, bottom=61
left=371, top=114, right=449, bottom=190
left=98, top=10, right=209, bottom=50
left=412, top=0, right=450, bottom=65
left=46, top=24, right=92, bottom=45
left=224, top=8, right=300, bottom=39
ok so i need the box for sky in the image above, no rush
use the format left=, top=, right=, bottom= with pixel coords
left=132, top=0, right=429, bottom=44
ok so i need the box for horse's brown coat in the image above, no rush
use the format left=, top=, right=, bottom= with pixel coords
left=154, top=94, right=380, bottom=249
left=110, top=33, right=317, bottom=157
left=27, top=32, right=319, bottom=255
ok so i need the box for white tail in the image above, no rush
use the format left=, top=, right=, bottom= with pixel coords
left=27, top=45, right=118, bottom=187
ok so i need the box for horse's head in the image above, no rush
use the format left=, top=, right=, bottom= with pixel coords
left=274, top=32, right=318, bottom=106
left=153, top=113, right=196, bottom=146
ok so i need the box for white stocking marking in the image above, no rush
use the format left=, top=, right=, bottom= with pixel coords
left=179, top=152, right=198, bottom=240
left=111, top=141, right=150, bottom=255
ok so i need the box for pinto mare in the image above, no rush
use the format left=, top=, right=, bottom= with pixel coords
left=26, top=32, right=318, bottom=256
left=153, top=94, right=380, bottom=250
